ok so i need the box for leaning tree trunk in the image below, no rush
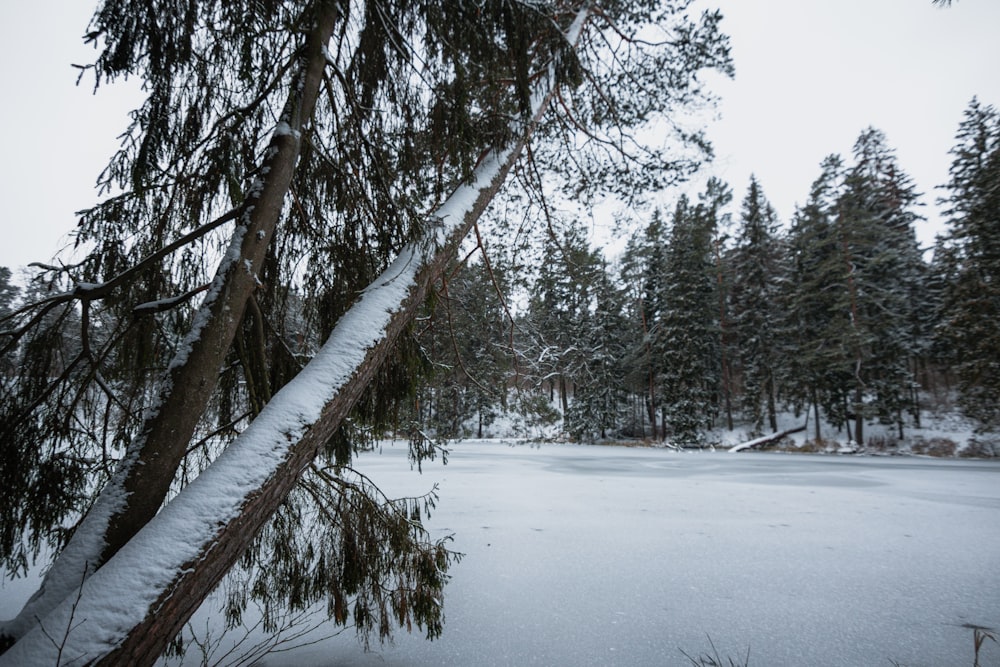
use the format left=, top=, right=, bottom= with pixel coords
left=0, top=2, right=342, bottom=646
left=0, top=10, right=592, bottom=666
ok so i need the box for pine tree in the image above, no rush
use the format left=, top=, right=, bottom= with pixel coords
left=620, top=209, right=670, bottom=438
left=784, top=155, right=851, bottom=441
left=836, top=128, right=925, bottom=441
left=566, top=260, right=630, bottom=441
left=730, top=176, right=784, bottom=435
left=934, top=98, right=1000, bottom=430
left=657, top=183, right=727, bottom=445
left=0, top=269, right=17, bottom=375
left=525, top=220, right=607, bottom=431
left=783, top=130, right=927, bottom=446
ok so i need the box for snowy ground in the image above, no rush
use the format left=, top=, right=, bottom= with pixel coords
left=239, top=443, right=1000, bottom=665
left=5, top=441, right=999, bottom=666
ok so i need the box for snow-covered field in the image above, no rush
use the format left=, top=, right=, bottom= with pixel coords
left=269, top=441, right=999, bottom=666
left=4, top=441, right=999, bottom=666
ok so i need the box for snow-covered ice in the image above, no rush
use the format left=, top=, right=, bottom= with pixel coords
left=5, top=442, right=997, bottom=666
left=270, top=442, right=1000, bottom=667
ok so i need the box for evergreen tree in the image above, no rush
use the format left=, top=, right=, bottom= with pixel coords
left=836, top=127, right=925, bottom=441
left=525, top=220, right=607, bottom=430
left=784, top=155, right=851, bottom=441
left=730, top=176, right=784, bottom=434
left=0, top=269, right=15, bottom=318
left=0, top=269, right=17, bottom=375
left=934, top=98, right=1000, bottom=430
left=784, top=132, right=926, bottom=445
left=619, top=209, right=670, bottom=438
left=657, top=183, right=727, bottom=445
left=566, top=260, right=630, bottom=441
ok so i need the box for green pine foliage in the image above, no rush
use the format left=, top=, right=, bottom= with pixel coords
left=730, top=176, right=784, bottom=436
left=565, top=263, right=631, bottom=441
left=525, top=221, right=618, bottom=429
left=783, top=155, right=852, bottom=439
left=620, top=209, right=671, bottom=438
left=838, top=128, right=926, bottom=440
left=934, top=98, right=1000, bottom=431
left=409, top=113, right=994, bottom=449
left=657, top=185, right=727, bottom=445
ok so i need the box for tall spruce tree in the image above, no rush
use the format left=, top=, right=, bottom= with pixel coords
left=657, top=181, right=728, bottom=445
left=934, top=98, right=1000, bottom=430
left=835, top=128, right=925, bottom=441
left=784, top=155, right=851, bottom=441
left=0, top=269, right=16, bottom=375
left=566, top=259, right=630, bottom=441
left=731, top=176, right=784, bottom=435
left=525, top=220, right=606, bottom=428
left=620, top=209, right=670, bottom=438
left=784, top=131, right=926, bottom=445
left=0, top=2, right=733, bottom=662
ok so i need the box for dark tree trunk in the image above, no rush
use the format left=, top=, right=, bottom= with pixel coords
left=560, top=376, right=569, bottom=418
left=853, top=385, right=864, bottom=445
left=812, top=387, right=822, bottom=442
left=767, top=374, right=778, bottom=433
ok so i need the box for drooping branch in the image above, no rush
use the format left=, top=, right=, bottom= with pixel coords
left=0, top=10, right=591, bottom=665
left=0, top=0, right=343, bottom=646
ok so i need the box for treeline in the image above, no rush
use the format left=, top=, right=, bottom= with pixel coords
left=410, top=99, right=1000, bottom=445
left=1, top=102, right=996, bottom=449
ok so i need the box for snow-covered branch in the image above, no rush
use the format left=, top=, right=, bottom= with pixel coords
left=0, top=9, right=591, bottom=665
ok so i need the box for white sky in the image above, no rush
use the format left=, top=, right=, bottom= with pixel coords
left=700, top=0, right=1000, bottom=248
left=1, top=1, right=998, bottom=272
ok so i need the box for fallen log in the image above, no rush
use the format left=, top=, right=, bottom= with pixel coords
left=728, top=425, right=807, bottom=453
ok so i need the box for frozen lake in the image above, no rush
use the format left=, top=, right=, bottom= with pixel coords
left=7, top=442, right=996, bottom=666
left=282, top=442, right=1000, bottom=667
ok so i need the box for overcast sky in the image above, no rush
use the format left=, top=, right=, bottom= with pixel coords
left=700, top=0, right=1000, bottom=249
left=1, top=1, right=998, bottom=273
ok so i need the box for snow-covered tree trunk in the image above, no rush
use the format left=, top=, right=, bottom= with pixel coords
left=0, top=11, right=590, bottom=665
left=0, top=2, right=341, bottom=644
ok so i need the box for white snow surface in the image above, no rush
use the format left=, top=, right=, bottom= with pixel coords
left=148, top=442, right=1000, bottom=667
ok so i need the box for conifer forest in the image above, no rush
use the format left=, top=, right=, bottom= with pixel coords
left=0, top=0, right=997, bottom=665
left=412, top=112, right=1000, bottom=449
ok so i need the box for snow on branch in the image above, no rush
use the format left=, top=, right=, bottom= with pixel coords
left=0, top=9, right=592, bottom=665
left=728, top=425, right=807, bottom=453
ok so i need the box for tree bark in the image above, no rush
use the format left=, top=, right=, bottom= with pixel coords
left=767, top=374, right=778, bottom=433
left=812, top=388, right=822, bottom=442
left=854, top=384, right=865, bottom=444
left=0, top=10, right=592, bottom=665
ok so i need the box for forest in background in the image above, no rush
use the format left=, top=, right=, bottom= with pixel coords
left=405, top=102, right=1000, bottom=450
left=3, top=102, right=999, bottom=453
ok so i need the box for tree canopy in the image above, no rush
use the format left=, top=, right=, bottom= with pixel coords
left=0, top=1, right=732, bottom=663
